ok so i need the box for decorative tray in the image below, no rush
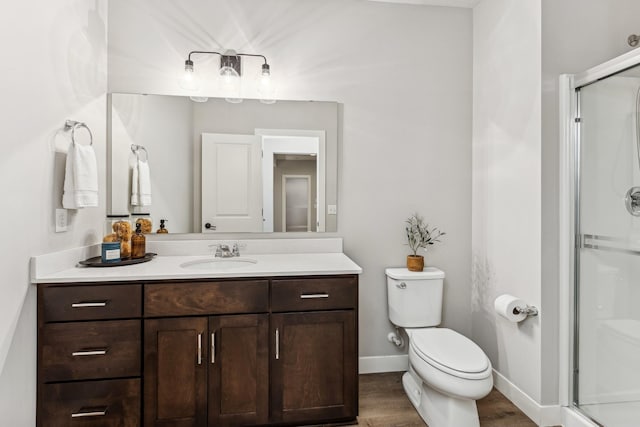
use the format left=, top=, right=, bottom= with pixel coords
left=78, top=253, right=157, bottom=267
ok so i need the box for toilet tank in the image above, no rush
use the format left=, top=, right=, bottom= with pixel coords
left=386, top=267, right=445, bottom=328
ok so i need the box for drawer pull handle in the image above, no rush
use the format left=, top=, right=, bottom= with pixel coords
left=71, top=407, right=108, bottom=418
left=71, top=301, right=108, bottom=308
left=275, top=328, right=280, bottom=360
left=211, top=332, right=216, bottom=364
left=300, top=293, right=329, bottom=299
left=197, top=333, right=203, bottom=365
left=71, top=349, right=108, bottom=357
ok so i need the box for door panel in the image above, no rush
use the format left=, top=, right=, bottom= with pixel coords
left=575, top=72, right=640, bottom=426
left=271, top=311, right=357, bottom=424
left=201, top=133, right=262, bottom=232
left=144, top=317, right=207, bottom=427
left=209, top=314, right=269, bottom=426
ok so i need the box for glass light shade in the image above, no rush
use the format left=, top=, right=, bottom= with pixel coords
left=258, top=72, right=276, bottom=104
left=180, top=67, right=199, bottom=90
left=219, top=65, right=242, bottom=103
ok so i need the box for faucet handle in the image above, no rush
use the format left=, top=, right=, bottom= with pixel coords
left=208, top=243, right=223, bottom=257
left=232, top=242, right=240, bottom=256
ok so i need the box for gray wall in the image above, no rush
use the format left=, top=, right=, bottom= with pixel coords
left=108, top=0, right=474, bottom=359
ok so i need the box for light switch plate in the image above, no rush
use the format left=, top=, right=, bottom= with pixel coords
left=327, top=204, right=337, bottom=215
left=55, top=209, right=68, bottom=232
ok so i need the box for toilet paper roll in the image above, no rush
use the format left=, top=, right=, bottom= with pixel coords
left=494, top=294, right=528, bottom=323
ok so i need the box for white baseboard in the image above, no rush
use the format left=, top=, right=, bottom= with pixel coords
left=492, top=370, right=562, bottom=426
left=562, top=407, right=600, bottom=427
left=359, top=355, right=408, bottom=374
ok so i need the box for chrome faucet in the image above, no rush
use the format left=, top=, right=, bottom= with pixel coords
left=214, top=242, right=240, bottom=258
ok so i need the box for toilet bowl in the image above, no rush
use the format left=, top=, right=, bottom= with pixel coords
left=402, top=328, right=493, bottom=427
left=386, top=267, right=493, bottom=427
left=408, top=328, right=493, bottom=400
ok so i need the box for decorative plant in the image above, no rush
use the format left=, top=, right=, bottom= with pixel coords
left=405, top=213, right=445, bottom=257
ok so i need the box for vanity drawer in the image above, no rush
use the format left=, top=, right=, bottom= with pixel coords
left=144, top=280, right=269, bottom=317
left=40, top=378, right=140, bottom=427
left=41, top=284, right=142, bottom=322
left=41, top=320, right=141, bottom=382
left=271, top=276, right=358, bottom=312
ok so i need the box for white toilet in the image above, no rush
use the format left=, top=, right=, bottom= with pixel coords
left=386, top=267, right=493, bottom=427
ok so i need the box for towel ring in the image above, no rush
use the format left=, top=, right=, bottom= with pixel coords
left=64, top=120, right=93, bottom=146
left=131, top=144, right=149, bottom=161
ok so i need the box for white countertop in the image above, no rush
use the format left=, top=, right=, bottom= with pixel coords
left=32, top=252, right=362, bottom=284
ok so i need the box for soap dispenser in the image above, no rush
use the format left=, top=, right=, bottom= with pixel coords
left=156, top=219, right=169, bottom=234
left=131, top=222, right=146, bottom=259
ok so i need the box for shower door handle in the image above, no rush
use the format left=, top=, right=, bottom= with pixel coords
left=625, top=187, right=640, bottom=216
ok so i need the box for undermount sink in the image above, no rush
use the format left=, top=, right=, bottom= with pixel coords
left=180, top=257, right=258, bottom=270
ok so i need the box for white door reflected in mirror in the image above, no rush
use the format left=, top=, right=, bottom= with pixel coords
left=283, top=175, right=312, bottom=232
left=201, top=133, right=263, bottom=232
left=201, top=131, right=324, bottom=233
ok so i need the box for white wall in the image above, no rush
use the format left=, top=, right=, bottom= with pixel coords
left=108, top=0, right=473, bottom=359
left=0, top=0, right=108, bottom=425
left=472, top=0, right=542, bottom=403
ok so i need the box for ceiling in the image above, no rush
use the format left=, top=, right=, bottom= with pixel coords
left=367, top=0, right=481, bottom=8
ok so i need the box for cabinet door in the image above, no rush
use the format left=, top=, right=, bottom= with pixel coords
left=271, top=311, right=357, bottom=424
left=144, top=317, right=207, bottom=427
left=208, top=314, right=269, bottom=427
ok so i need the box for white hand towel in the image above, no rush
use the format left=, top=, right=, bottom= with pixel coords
left=62, top=143, right=99, bottom=209
left=131, top=161, right=139, bottom=206
left=137, top=160, right=152, bottom=206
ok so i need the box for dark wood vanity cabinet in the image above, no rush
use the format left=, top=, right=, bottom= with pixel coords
left=270, top=276, right=358, bottom=424
left=143, top=316, right=208, bottom=427
left=37, top=283, right=142, bottom=427
left=271, top=311, right=357, bottom=424
left=38, top=274, right=358, bottom=427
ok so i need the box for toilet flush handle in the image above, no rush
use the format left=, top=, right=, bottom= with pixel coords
left=396, top=282, right=407, bottom=289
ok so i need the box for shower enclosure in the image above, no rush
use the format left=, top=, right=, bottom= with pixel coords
left=570, top=53, right=640, bottom=427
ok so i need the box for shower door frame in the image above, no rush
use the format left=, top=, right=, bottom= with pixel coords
left=560, top=47, right=640, bottom=426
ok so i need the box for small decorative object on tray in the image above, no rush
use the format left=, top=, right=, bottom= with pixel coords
left=79, top=253, right=157, bottom=267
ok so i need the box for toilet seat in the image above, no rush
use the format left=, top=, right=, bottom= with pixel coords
left=409, top=328, right=491, bottom=380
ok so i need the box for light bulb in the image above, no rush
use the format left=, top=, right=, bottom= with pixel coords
left=258, top=63, right=275, bottom=104
left=219, top=64, right=242, bottom=103
left=180, top=60, right=199, bottom=90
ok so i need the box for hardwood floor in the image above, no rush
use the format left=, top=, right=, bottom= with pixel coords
left=353, top=372, right=540, bottom=427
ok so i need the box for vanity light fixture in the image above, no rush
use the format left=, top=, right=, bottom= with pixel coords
left=181, top=49, right=274, bottom=104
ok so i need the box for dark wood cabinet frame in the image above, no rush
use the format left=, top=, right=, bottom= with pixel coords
left=37, top=274, right=358, bottom=427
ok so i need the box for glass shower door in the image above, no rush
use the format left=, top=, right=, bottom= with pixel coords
left=576, top=65, right=640, bottom=427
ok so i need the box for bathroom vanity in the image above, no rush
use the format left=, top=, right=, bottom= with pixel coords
left=32, top=243, right=361, bottom=427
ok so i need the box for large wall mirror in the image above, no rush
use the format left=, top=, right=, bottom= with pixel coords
left=108, top=93, right=339, bottom=234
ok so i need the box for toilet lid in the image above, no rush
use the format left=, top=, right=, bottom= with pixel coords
left=411, top=328, right=490, bottom=375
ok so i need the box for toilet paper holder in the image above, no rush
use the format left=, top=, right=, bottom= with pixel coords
left=513, top=305, right=539, bottom=317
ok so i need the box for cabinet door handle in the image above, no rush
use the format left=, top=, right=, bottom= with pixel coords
left=300, top=293, right=329, bottom=299
left=211, top=332, right=216, bottom=364
left=275, top=328, right=280, bottom=360
left=72, top=348, right=108, bottom=357
left=71, top=301, right=108, bottom=308
left=71, top=406, right=108, bottom=418
left=197, top=333, right=203, bottom=365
